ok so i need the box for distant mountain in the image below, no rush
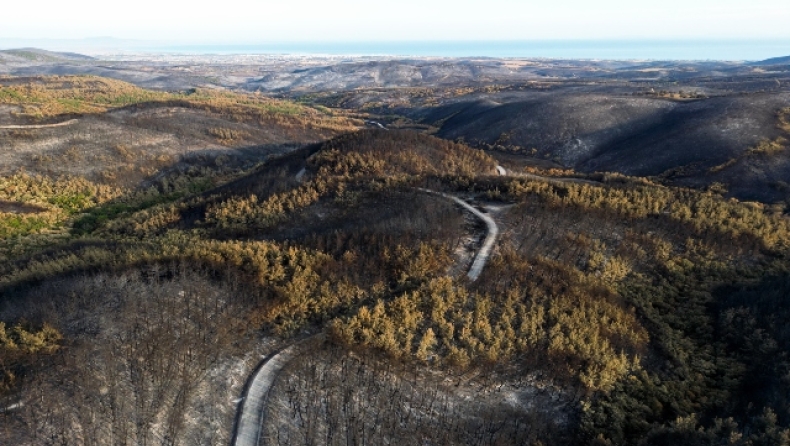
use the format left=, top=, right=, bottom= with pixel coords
left=755, top=55, right=790, bottom=66
left=0, top=37, right=160, bottom=55
left=0, top=48, right=94, bottom=62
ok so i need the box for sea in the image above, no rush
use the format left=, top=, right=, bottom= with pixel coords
left=2, top=39, right=789, bottom=61
left=143, top=40, right=790, bottom=61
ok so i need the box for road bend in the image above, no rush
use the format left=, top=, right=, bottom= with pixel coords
left=417, top=188, right=499, bottom=281
left=451, top=196, right=499, bottom=281
left=231, top=180, right=499, bottom=446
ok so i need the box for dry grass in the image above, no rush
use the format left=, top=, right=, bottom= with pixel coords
left=746, top=137, right=788, bottom=156
left=0, top=75, right=360, bottom=134
left=779, top=107, right=790, bottom=133
left=0, top=76, right=363, bottom=194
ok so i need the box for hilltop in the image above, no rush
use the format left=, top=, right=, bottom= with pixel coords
left=0, top=48, right=94, bottom=63
left=756, top=54, right=790, bottom=66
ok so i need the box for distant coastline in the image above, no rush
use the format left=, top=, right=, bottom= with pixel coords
left=1, top=39, right=789, bottom=61
left=152, top=40, right=790, bottom=61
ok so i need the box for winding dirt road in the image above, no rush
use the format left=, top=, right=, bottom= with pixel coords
left=418, top=188, right=499, bottom=281
left=0, top=119, right=78, bottom=130
left=454, top=197, right=498, bottom=281
left=231, top=173, right=501, bottom=446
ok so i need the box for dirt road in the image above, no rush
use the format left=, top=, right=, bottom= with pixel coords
left=0, top=119, right=78, bottom=129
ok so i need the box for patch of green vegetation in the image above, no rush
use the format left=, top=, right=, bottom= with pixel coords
left=0, top=214, right=53, bottom=238
left=312, top=104, right=334, bottom=116
left=48, top=192, right=92, bottom=215
left=54, top=98, right=85, bottom=113
left=71, top=177, right=215, bottom=236
left=255, top=102, right=301, bottom=115
left=94, top=91, right=167, bottom=105
left=70, top=202, right=134, bottom=235
left=0, top=87, right=25, bottom=101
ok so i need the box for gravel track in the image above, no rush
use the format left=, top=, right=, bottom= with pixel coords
left=0, top=119, right=78, bottom=129
left=231, top=171, right=501, bottom=445
left=230, top=345, right=300, bottom=446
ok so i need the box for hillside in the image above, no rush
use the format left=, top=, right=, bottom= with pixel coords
left=2, top=64, right=790, bottom=446
left=0, top=48, right=94, bottom=63
left=0, top=75, right=359, bottom=250
left=0, top=75, right=358, bottom=187
left=756, top=55, right=790, bottom=66
left=1, top=113, right=790, bottom=444
left=420, top=90, right=790, bottom=204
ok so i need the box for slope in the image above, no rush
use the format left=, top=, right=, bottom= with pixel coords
left=426, top=90, right=790, bottom=203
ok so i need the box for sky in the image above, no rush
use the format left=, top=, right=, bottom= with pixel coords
left=2, top=0, right=790, bottom=43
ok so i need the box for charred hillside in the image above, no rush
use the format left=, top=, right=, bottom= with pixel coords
left=2, top=65, right=790, bottom=446
left=423, top=90, right=790, bottom=203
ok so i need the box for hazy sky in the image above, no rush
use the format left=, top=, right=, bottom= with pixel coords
left=2, top=0, right=789, bottom=42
